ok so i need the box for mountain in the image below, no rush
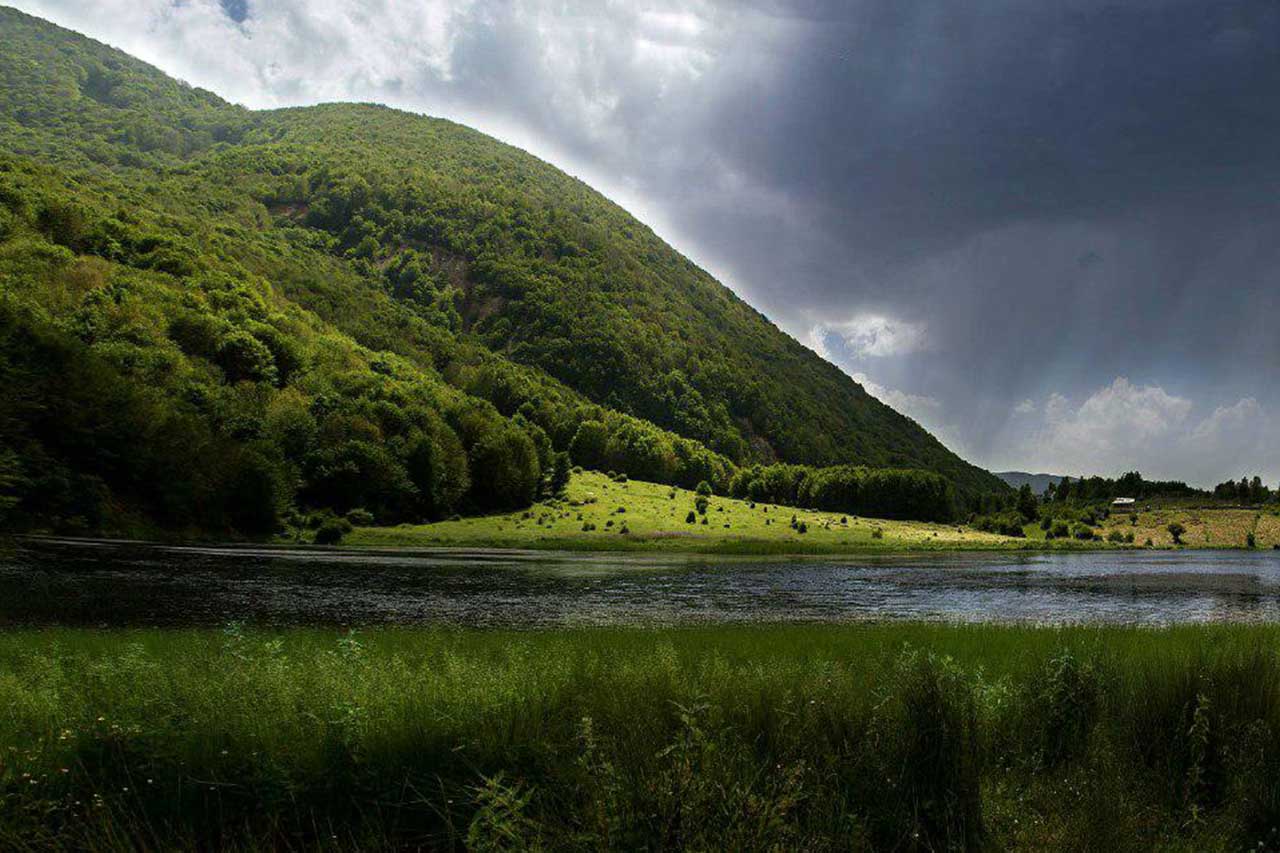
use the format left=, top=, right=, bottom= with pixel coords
left=996, top=472, right=1074, bottom=494
left=0, top=7, right=1005, bottom=534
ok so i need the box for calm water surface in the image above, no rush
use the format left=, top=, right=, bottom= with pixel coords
left=5, top=536, right=1280, bottom=627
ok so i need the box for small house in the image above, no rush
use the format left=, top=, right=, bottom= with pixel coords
left=1111, top=497, right=1136, bottom=509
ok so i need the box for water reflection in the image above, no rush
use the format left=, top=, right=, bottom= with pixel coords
left=3, top=536, right=1280, bottom=627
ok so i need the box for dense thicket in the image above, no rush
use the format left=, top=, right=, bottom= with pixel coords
left=729, top=463, right=956, bottom=522
left=0, top=8, right=1005, bottom=534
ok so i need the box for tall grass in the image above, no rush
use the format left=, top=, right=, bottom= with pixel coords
left=4, top=624, right=1280, bottom=849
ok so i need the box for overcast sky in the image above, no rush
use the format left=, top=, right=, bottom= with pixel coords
left=14, top=0, right=1279, bottom=486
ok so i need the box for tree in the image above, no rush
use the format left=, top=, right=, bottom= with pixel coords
left=568, top=420, right=608, bottom=470
left=1167, top=522, right=1185, bottom=545
left=548, top=451, right=571, bottom=496
left=695, top=480, right=713, bottom=497
left=216, top=329, right=278, bottom=385
left=1015, top=483, right=1038, bottom=522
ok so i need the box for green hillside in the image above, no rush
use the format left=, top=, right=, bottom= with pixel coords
left=0, top=7, right=1004, bottom=536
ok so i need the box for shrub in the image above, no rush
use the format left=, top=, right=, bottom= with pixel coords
left=1167, top=522, right=1185, bottom=545
left=1246, top=532, right=1257, bottom=549
left=685, top=510, right=696, bottom=524
left=1025, top=651, right=1102, bottom=767
left=1106, top=530, right=1125, bottom=543
left=796, top=521, right=808, bottom=534
left=1052, top=521, right=1071, bottom=539
left=313, top=516, right=351, bottom=545
left=216, top=329, right=278, bottom=385
left=971, top=511, right=1026, bottom=537
left=694, top=495, right=708, bottom=515
left=695, top=480, right=713, bottom=497
left=345, top=508, right=375, bottom=527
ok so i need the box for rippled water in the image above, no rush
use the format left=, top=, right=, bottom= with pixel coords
left=5, top=536, right=1280, bottom=627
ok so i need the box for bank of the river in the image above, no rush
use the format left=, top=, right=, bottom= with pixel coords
left=5, top=623, right=1280, bottom=850
left=344, top=471, right=1279, bottom=555
left=344, top=471, right=1105, bottom=554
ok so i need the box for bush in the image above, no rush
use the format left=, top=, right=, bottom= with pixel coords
left=1106, top=529, right=1125, bottom=543
left=685, top=510, right=696, bottom=524
left=1247, top=532, right=1257, bottom=549
left=971, top=511, right=1026, bottom=537
left=313, top=516, right=351, bottom=545
left=215, top=329, right=278, bottom=385
left=345, top=508, right=375, bottom=527
left=694, top=495, right=708, bottom=515
left=1052, top=521, right=1071, bottom=539
left=1167, top=522, right=1185, bottom=545
left=695, top=480, right=713, bottom=497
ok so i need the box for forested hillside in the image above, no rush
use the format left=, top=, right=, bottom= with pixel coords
left=0, top=7, right=1004, bottom=535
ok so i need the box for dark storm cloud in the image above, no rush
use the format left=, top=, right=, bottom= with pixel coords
left=12, top=0, right=1280, bottom=483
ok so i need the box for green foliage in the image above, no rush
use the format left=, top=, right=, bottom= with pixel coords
left=732, top=462, right=957, bottom=522
left=10, top=624, right=1280, bottom=849
left=1168, top=522, right=1186, bottom=545
left=972, top=511, right=1027, bottom=537
left=313, top=515, right=351, bottom=545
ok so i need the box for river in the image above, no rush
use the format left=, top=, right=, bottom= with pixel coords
left=5, top=536, right=1280, bottom=627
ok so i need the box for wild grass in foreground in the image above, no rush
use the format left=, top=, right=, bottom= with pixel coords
left=6, top=624, right=1280, bottom=850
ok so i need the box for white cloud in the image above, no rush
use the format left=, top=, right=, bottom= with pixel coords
left=1013, top=399, right=1036, bottom=415
left=850, top=372, right=941, bottom=419
left=809, top=314, right=929, bottom=360
left=1189, top=397, right=1262, bottom=443
left=993, top=379, right=1276, bottom=486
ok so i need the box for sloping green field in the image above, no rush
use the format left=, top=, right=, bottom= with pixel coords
left=346, top=470, right=1029, bottom=552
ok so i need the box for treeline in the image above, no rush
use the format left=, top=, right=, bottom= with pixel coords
left=1045, top=471, right=1277, bottom=506
left=1212, top=476, right=1274, bottom=505
left=1048, top=471, right=1200, bottom=503
left=727, top=463, right=957, bottom=522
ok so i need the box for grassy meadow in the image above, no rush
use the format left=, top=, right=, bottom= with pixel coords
left=346, top=471, right=1031, bottom=553
left=344, top=471, right=1278, bottom=554
left=7, top=624, right=1280, bottom=850
left=1020, top=503, right=1280, bottom=550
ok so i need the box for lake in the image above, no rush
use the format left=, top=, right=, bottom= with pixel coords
left=5, top=536, right=1280, bottom=627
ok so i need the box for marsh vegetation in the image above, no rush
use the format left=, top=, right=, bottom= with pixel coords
left=7, top=624, right=1280, bottom=850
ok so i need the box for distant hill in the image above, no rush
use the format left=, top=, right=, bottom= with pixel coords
left=0, top=7, right=1007, bottom=535
left=996, top=472, right=1075, bottom=494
